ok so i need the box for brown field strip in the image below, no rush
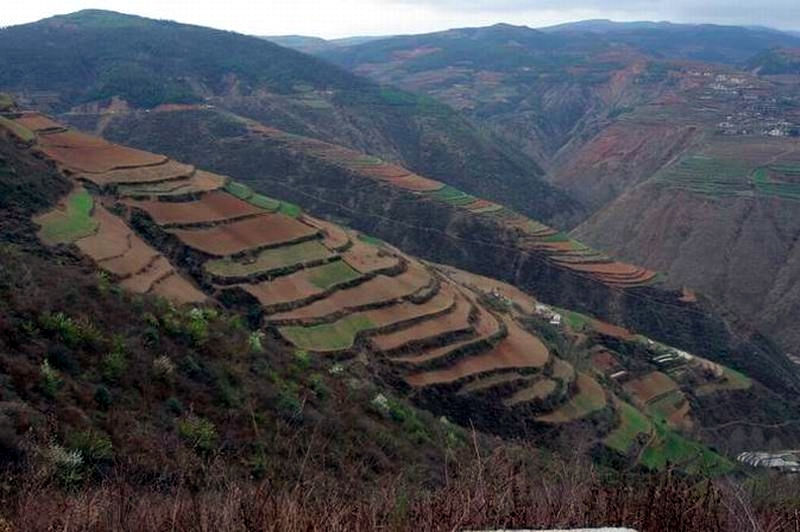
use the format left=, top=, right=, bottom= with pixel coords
left=99, top=236, right=161, bottom=278
left=360, top=286, right=456, bottom=327
left=590, top=319, right=635, bottom=340
left=169, top=213, right=318, bottom=256
left=392, top=302, right=501, bottom=364
left=119, top=170, right=225, bottom=197
left=42, top=144, right=167, bottom=174
left=624, top=371, right=680, bottom=405
left=371, top=294, right=473, bottom=352
left=563, top=261, right=651, bottom=276
left=535, top=373, right=607, bottom=423
left=37, top=130, right=110, bottom=148
left=342, top=240, right=401, bottom=274
left=82, top=160, right=195, bottom=186
left=119, top=256, right=174, bottom=293
left=127, top=191, right=264, bottom=226
left=302, top=216, right=351, bottom=251
left=242, top=260, right=361, bottom=307
left=75, top=205, right=133, bottom=261
left=266, top=263, right=432, bottom=320
left=404, top=318, right=549, bottom=387
left=14, top=113, right=64, bottom=132
left=150, top=273, right=207, bottom=304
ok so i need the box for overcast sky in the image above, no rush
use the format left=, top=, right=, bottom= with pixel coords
left=3, top=0, right=800, bottom=38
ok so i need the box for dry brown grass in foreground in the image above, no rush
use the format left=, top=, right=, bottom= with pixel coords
left=5, top=449, right=800, bottom=532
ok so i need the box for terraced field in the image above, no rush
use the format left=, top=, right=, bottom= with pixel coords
left=655, top=138, right=800, bottom=201
left=19, top=112, right=743, bottom=469
left=247, top=120, right=659, bottom=289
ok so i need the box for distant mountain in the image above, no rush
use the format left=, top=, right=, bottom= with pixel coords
left=265, top=34, right=389, bottom=54
left=0, top=10, right=579, bottom=225
left=262, top=35, right=335, bottom=53
left=544, top=20, right=800, bottom=63
left=541, top=19, right=678, bottom=33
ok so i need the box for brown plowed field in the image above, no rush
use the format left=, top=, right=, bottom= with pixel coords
left=243, top=261, right=357, bottom=307
left=267, top=263, right=432, bottom=320
left=342, top=240, right=400, bottom=274
left=404, top=318, right=549, bottom=387
left=383, top=173, right=443, bottom=192
left=303, top=216, right=350, bottom=250
left=42, top=145, right=167, bottom=174
left=119, top=170, right=225, bottom=197
left=151, top=273, right=207, bottom=304
left=75, top=205, right=131, bottom=261
left=14, top=113, right=64, bottom=132
left=590, top=319, right=634, bottom=340
left=38, top=130, right=110, bottom=148
left=591, top=350, right=621, bottom=373
left=169, top=213, right=318, bottom=256
left=564, top=261, right=649, bottom=276
left=360, top=285, right=455, bottom=327
left=371, top=294, right=473, bottom=351
left=624, top=371, right=679, bottom=404
left=127, top=191, right=264, bottom=226
left=100, top=237, right=161, bottom=278
left=83, top=160, right=195, bottom=186
left=120, top=256, right=174, bottom=293
left=393, top=301, right=501, bottom=364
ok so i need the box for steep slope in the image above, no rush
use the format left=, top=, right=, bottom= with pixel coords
left=6, top=107, right=800, bottom=470
left=574, top=135, right=800, bottom=357
left=319, top=23, right=706, bottom=172
left=62, top=104, right=800, bottom=401
left=0, top=10, right=579, bottom=225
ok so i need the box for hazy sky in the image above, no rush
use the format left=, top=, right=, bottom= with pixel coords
left=2, top=0, right=800, bottom=38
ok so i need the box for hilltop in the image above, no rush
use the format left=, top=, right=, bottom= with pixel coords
left=0, top=10, right=579, bottom=226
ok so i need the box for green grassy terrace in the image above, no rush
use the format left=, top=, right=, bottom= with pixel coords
left=205, top=240, right=332, bottom=278
left=36, top=188, right=98, bottom=244
left=279, top=314, right=375, bottom=351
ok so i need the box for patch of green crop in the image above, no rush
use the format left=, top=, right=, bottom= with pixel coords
left=695, top=366, right=752, bottom=396
left=307, top=261, right=361, bottom=290
left=565, top=310, right=591, bottom=331
left=279, top=314, right=375, bottom=351
left=604, top=401, right=651, bottom=454
left=224, top=180, right=253, bottom=200
left=639, top=421, right=733, bottom=476
left=37, top=189, right=98, bottom=244
left=429, top=185, right=476, bottom=206
left=278, top=201, right=302, bottom=218
left=205, top=240, right=332, bottom=278
left=540, top=232, right=570, bottom=243
left=248, top=193, right=281, bottom=212
left=358, top=233, right=384, bottom=247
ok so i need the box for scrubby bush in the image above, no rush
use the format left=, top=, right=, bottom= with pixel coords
left=152, top=355, right=175, bottom=382
left=39, top=361, right=62, bottom=399
left=93, top=385, right=112, bottom=411
left=177, top=416, right=217, bottom=455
